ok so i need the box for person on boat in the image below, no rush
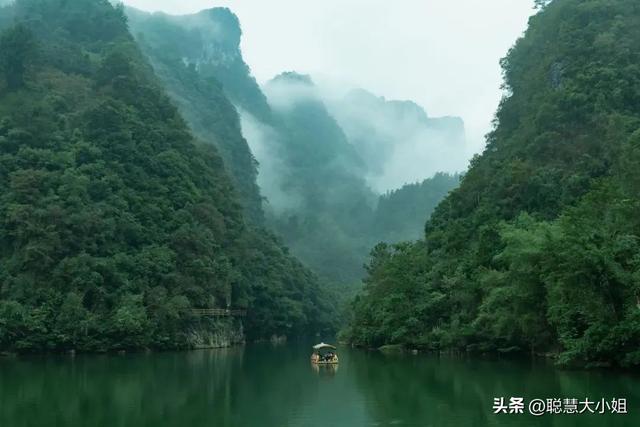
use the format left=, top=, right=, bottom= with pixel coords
left=311, top=343, right=338, bottom=364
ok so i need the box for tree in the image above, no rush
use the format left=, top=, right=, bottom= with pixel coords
left=345, top=0, right=640, bottom=368
left=0, top=0, right=337, bottom=353
left=0, top=24, right=36, bottom=89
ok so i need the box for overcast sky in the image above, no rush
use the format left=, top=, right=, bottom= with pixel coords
left=123, top=0, right=536, bottom=157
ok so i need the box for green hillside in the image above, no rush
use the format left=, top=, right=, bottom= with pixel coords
left=345, top=0, right=640, bottom=368
left=0, top=0, right=335, bottom=352
left=125, top=8, right=462, bottom=289
left=373, top=173, right=461, bottom=243
left=262, top=72, right=377, bottom=284
left=126, top=8, right=265, bottom=223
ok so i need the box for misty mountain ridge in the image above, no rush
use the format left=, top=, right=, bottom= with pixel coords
left=0, top=0, right=337, bottom=351
left=130, top=5, right=465, bottom=197
left=263, top=71, right=367, bottom=176
left=342, top=88, right=464, bottom=133
left=127, top=6, right=264, bottom=223
left=127, top=5, right=464, bottom=285
left=128, top=6, right=273, bottom=122
left=326, top=87, right=467, bottom=193
left=345, top=0, right=640, bottom=368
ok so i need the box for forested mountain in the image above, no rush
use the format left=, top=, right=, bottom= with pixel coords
left=126, top=6, right=464, bottom=286
left=126, top=9, right=367, bottom=283
left=327, top=89, right=466, bottom=192
left=261, top=72, right=378, bottom=284
left=345, top=0, right=640, bottom=368
left=126, top=7, right=264, bottom=223
left=373, top=173, right=460, bottom=243
left=127, top=7, right=273, bottom=124
left=0, top=0, right=335, bottom=353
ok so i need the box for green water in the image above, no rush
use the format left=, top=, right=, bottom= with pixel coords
left=1, top=342, right=638, bottom=427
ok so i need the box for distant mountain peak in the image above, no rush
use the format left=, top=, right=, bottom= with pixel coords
left=197, top=7, right=242, bottom=49
left=126, top=6, right=243, bottom=57
left=264, top=71, right=322, bottom=112
left=345, top=88, right=430, bottom=121
left=271, top=71, right=315, bottom=86
left=326, top=87, right=467, bottom=192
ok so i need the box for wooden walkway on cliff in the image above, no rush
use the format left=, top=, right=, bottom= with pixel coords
left=190, top=308, right=247, bottom=317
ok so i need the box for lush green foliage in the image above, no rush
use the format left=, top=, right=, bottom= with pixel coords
left=125, top=8, right=461, bottom=290
left=263, top=73, right=377, bottom=284
left=0, top=23, right=34, bottom=89
left=263, top=74, right=461, bottom=285
left=345, top=0, right=640, bottom=368
left=373, top=173, right=460, bottom=243
left=126, top=8, right=265, bottom=223
left=0, top=0, right=335, bottom=353
left=131, top=5, right=459, bottom=341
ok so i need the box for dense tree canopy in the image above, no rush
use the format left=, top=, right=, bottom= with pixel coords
left=345, top=0, right=640, bottom=368
left=373, top=173, right=460, bottom=243
left=0, top=0, right=335, bottom=353
left=126, top=6, right=464, bottom=300
left=0, top=23, right=35, bottom=89
left=126, top=8, right=265, bottom=224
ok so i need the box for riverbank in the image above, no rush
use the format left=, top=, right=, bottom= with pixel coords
left=0, top=317, right=247, bottom=356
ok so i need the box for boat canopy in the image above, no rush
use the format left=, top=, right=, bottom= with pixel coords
left=312, top=343, right=337, bottom=350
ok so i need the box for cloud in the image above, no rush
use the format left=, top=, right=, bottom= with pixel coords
left=237, top=109, right=302, bottom=214
left=324, top=87, right=468, bottom=192
left=261, top=72, right=318, bottom=113
left=123, top=0, right=536, bottom=161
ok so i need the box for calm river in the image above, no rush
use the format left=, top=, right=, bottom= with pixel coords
left=1, top=342, right=638, bottom=426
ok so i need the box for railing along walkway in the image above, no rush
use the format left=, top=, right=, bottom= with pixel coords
left=190, top=308, right=247, bottom=317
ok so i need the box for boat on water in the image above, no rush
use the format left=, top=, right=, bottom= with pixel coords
left=310, top=343, right=338, bottom=365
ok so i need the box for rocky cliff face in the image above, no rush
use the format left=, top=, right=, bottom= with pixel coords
left=187, top=318, right=245, bottom=349
left=140, top=7, right=273, bottom=123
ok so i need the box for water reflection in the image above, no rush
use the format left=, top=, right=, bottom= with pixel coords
left=0, top=344, right=638, bottom=427
left=311, top=362, right=339, bottom=376
left=350, top=351, right=640, bottom=427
